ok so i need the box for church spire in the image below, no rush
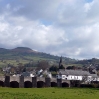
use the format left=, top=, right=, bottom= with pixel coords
left=59, top=56, right=62, bottom=68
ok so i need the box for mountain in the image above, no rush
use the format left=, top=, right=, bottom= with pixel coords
left=0, top=48, right=9, bottom=53
left=0, top=47, right=59, bottom=60
left=0, top=47, right=99, bottom=68
left=11, top=47, right=38, bottom=53
left=0, top=47, right=77, bottom=66
left=75, top=58, right=99, bottom=65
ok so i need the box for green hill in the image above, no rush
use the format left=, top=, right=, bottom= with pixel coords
left=0, top=47, right=77, bottom=67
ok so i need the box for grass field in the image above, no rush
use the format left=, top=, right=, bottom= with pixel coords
left=0, top=55, right=57, bottom=67
left=0, top=88, right=99, bottom=99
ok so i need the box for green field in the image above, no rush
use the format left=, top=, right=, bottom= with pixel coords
left=0, top=88, right=99, bottom=99
left=0, top=55, right=58, bottom=67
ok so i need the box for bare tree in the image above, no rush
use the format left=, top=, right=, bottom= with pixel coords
left=81, top=75, right=88, bottom=84
left=36, top=60, right=49, bottom=70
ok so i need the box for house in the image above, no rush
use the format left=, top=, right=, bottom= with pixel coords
left=21, top=72, right=35, bottom=77
left=56, top=69, right=99, bottom=82
left=37, top=69, right=52, bottom=78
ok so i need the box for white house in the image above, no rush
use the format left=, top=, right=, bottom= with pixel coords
left=56, top=69, right=99, bottom=82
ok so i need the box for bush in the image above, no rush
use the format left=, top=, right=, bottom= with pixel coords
left=80, top=84, right=93, bottom=88
left=92, top=84, right=99, bottom=88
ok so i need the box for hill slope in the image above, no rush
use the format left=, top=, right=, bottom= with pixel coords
left=0, top=47, right=99, bottom=68
left=0, top=47, right=77, bottom=67
left=11, top=47, right=38, bottom=53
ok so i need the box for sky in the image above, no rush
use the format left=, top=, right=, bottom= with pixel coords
left=0, top=0, right=99, bottom=59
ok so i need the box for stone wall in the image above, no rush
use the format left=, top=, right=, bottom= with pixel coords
left=0, top=76, right=70, bottom=88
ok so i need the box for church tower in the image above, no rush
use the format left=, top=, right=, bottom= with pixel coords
left=59, top=56, right=62, bottom=68
left=59, top=56, right=65, bottom=69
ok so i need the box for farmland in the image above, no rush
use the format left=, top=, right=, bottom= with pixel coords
left=0, top=87, right=99, bottom=99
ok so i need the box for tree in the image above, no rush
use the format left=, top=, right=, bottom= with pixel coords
left=66, top=66, right=80, bottom=70
left=49, top=65, right=58, bottom=72
left=81, top=75, right=88, bottom=84
left=22, top=67, right=26, bottom=72
left=36, top=60, right=49, bottom=70
left=59, top=64, right=65, bottom=69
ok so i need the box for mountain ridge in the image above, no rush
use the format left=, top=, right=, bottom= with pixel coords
left=0, top=47, right=76, bottom=63
left=0, top=47, right=99, bottom=67
left=11, top=47, right=38, bottom=53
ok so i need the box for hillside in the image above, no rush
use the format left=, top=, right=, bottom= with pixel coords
left=0, top=47, right=60, bottom=60
left=1, top=47, right=99, bottom=68
left=11, top=47, right=36, bottom=53
left=0, top=47, right=77, bottom=67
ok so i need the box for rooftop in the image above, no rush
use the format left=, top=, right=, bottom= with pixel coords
left=59, top=69, right=98, bottom=77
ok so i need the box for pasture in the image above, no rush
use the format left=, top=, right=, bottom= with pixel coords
left=0, top=87, right=99, bottom=99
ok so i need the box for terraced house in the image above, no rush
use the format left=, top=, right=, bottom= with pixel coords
left=57, top=69, right=98, bottom=83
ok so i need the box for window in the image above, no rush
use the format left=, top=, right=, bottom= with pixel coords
left=62, top=75, right=65, bottom=78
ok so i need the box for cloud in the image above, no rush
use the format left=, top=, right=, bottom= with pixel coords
left=0, top=15, right=66, bottom=50
left=0, top=0, right=99, bottom=59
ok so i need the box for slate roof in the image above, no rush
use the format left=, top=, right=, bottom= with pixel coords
left=59, top=69, right=92, bottom=76
left=90, top=74, right=98, bottom=78
left=21, top=72, right=30, bottom=76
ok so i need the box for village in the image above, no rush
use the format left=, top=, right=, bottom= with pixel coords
left=0, top=57, right=99, bottom=88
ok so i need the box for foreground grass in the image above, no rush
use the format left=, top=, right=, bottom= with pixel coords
left=0, top=87, right=99, bottom=99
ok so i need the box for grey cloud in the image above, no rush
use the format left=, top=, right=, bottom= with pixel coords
left=55, top=0, right=99, bottom=28
left=0, top=0, right=99, bottom=59
left=2, top=0, right=60, bottom=21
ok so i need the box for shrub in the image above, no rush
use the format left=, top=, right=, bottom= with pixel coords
left=80, top=84, right=93, bottom=88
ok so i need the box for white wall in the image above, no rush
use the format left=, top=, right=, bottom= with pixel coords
left=57, top=75, right=83, bottom=80
left=56, top=74, right=99, bottom=82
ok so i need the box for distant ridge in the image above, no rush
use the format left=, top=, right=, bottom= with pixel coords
left=0, top=48, right=9, bottom=53
left=11, top=47, right=38, bottom=53
left=0, top=47, right=77, bottom=64
left=0, top=48, right=9, bottom=50
left=0, top=47, right=99, bottom=67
